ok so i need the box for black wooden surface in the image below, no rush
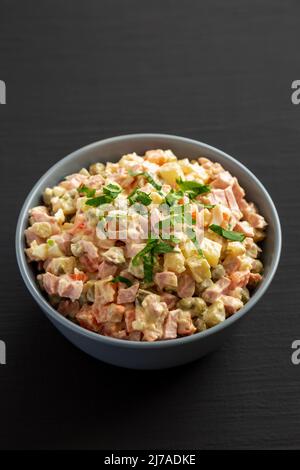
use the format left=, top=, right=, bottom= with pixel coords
left=0, top=0, right=299, bottom=450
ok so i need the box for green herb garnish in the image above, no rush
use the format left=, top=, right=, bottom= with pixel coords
left=143, top=253, right=155, bottom=283
left=197, top=203, right=215, bottom=209
left=132, top=239, right=158, bottom=266
left=132, top=238, right=174, bottom=282
left=111, top=276, right=133, bottom=287
left=165, top=189, right=184, bottom=206
left=86, top=182, right=121, bottom=206
left=176, top=178, right=210, bottom=199
left=128, top=170, right=162, bottom=191
left=86, top=195, right=112, bottom=206
left=77, top=185, right=96, bottom=198
left=128, top=189, right=152, bottom=206
left=169, top=235, right=181, bottom=244
left=209, top=224, right=245, bottom=242
left=185, top=226, right=203, bottom=257
left=47, top=239, right=54, bottom=247
left=152, top=241, right=175, bottom=255
left=103, top=183, right=122, bottom=198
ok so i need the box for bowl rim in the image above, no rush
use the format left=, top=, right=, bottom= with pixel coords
left=15, top=133, right=282, bottom=349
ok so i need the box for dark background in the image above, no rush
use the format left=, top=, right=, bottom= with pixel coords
left=0, top=0, right=299, bottom=450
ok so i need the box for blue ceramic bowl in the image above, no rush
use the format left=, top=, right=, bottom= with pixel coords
left=15, top=134, right=281, bottom=369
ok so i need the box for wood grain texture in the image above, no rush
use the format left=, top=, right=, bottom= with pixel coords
left=0, top=0, right=299, bottom=449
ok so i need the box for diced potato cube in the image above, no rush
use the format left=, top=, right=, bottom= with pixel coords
left=201, top=237, right=222, bottom=267
left=89, top=162, right=105, bottom=175
left=118, top=152, right=144, bottom=167
left=205, top=229, right=224, bottom=246
left=43, top=188, right=53, bottom=205
left=150, top=191, right=164, bottom=204
left=53, top=186, right=66, bottom=197
left=25, top=240, right=48, bottom=261
left=186, top=256, right=211, bottom=282
left=178, top=158, right=195, bottom=175
left=180, top=240, right=199, bottom=259
left=102, top=247, right=125, bottom=265
left=145, top=149, right=177, bottom=165
left=79, top=168, right=90, bottom=176
left=60, top=196, right=77, bottom=215
left=46, top=256, right=76, bottom=275
left=164, top=251, right=186, bottom=274
left=227, top=241, right=246, bottom=256
left=47, top=241, right=64, bottom=258
left=239, top=255, right=253, bottom=271
left=31, top=222, right=52, bottom=239
left=202, top=208, right=211, bottom=227
left=54, top=208, right=65, bottom=224
left=158, top=162, right=184, bottom=185
left=178, top=159, right=209, bottom=183
left=203, top=300, right=225, bottom=327
left=254, top=229, right=266, bottom=242
left=128, top=259, right=144, bottom=279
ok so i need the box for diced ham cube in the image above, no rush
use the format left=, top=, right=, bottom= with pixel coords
left=202, top=277, right=231, bottom=303
left=176, top=309, right=196, bottom=336
left=128, top=331, right=142, bottom=341
left=234, top=221, right=255, bottom=237
left=211, top=171, right=234, bottom=189
left=163, top=310, right=178, bottom=339
left=42, top=272, right=59, bottom=296
left=117, top=283, right=139, bottom=304
left=229, top=271, right=250, bottom=289
left=248, top=272, right=262, bottom=287
left=125, top=242, right=146, bottom=258
left=220, top=295, right=243, bottom=315
left=160, top=292, right=178, bottom=310
left=57, top=276, right=83, bottom=302
left=124, top=304, right=136, bottom=333
left=76, top=305, right=99, bottom=332
left=57, top=300, right=80, bottom=318
left=154, top=271, right=178, bottom=291
left=225, top=187, right=242, bottom=218
left=245, top=212, right=267, bottom=230
left=211, top=189, right=228, bottom=207
left=98, top=261, right=118, bottom=279
left=232, top=178, right=245, bottom=200
left=223, top=255, right=241, bottom=274
left=177, top=273, right=195, bottom=298
left=93, top=303, right=125, bottom=323
left=94, top=278, right=116, bottom=305
left=25, top=227, right=43, bottom=246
